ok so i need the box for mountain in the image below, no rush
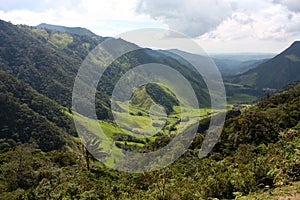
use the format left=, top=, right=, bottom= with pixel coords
left=159, top=49, right=263, bottom=103
left=233, top=41, right=300, bottom=89
left=211, top=53, right=274, bottom=76
left=0, top=19, right=214, bottom=152
left=213, top=58, right=269, bottom=76
left=211, top=52, right=275, bottom=62
left=36, top=23, right=98, bottom=37
left=162, top=49, right=272, bottom=76
left=0, top=20, right=211, bottom=110
left=0, top=20, right=99, bottom=108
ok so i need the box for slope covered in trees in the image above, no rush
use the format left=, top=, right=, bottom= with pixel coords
left=0, top=70, right=76, bottom=151
left=233, top=41, right=300, bottom=89
left=0, top=20, right=212, bottom=121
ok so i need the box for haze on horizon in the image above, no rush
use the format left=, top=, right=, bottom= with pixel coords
left=0, top=0, right=300, bottom=54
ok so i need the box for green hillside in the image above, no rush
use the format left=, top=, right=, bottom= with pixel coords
left=36, top=23, right=98, bottom=37
left=0, top=70, right=75, bottom=151
left=0, top=20, right=212, bottom=119
left=233, top=41, right=300, bottom=89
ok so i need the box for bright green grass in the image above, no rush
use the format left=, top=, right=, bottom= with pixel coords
left=31, top=28, right=49, bottom=39
left=117, top=141, right=145, bottom=147
left=72, top=113, right=111, bottom=149
left=224, top=82, right=244, bottom=87
left=286, top=54, right=300, bottom=62
left=49, top=32, right=73, bottom=49
left=227, top=93, right=257, bottom=104
left=98, top=121, right=126, bottom=138
left=130, top=86, right=155, bottom=111
left=70, top=98, right=228, bottom=155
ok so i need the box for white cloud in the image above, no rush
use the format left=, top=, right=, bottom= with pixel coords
left=0, top=0, right=300, bottom=53
left=200, top=3, right=300, bottom=41
left=136, top=0, right=233, bottom=37
left=0, top=0, right=161, bottom=36
left=136, top=0, right=300, bottom=42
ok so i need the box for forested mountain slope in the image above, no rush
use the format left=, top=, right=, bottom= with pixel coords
left=0, top=20, right=211, bottom=120
left=233, top=41, right=300, bottom=89
left=0, top=70, right=75, bottom=151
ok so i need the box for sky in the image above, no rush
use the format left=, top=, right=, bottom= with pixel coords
left=0, top=0, right=300, bottom=53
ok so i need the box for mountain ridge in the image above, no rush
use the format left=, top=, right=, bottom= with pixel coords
left=232, top=41, right=300, bottom=89
left=36, top=23, right=98, bottom=37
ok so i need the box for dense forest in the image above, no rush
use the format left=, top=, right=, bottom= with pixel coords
left=0, top=81, right=299, bottom=199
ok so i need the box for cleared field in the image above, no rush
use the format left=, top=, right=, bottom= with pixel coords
left=227, top=93, right=257, bottom=104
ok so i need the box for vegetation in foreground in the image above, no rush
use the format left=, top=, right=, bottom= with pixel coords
left=0, top=83, right=299, bottom=199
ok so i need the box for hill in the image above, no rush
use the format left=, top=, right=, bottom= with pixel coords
left=0, top=20, right=216, bottom=152
left=233, top=41, right=300, bottom=89
left=0, top=20, right=93, bottom=107
left=0, top=20, right=213, bottom=109
left=36, top=23, right=98, bottom=37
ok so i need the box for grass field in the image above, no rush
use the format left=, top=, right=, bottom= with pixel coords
left=71, top=84, right=237, bottom=169
left=227, top=93, right=257, bottom=104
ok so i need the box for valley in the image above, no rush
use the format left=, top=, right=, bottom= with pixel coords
left=0, top=19, right=299, bottom=199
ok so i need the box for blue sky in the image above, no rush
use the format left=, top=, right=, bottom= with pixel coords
left=0, top=0, right=300, bottom=53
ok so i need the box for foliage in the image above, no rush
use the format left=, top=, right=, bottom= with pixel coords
left=0, top=84, right=299, bottom=199
left=0, top=70, right=78, bottom=151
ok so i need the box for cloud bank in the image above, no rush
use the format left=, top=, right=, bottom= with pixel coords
left=0, top=0, right=299, bottom=52
left=136, top=0, right=300, bottom=41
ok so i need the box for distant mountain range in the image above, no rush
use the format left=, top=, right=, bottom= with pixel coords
left=161, top=49, right=273, bottom=76
left=213, top=58, right=270, bottom=76
left=211, top=53, right=275, bottom=62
